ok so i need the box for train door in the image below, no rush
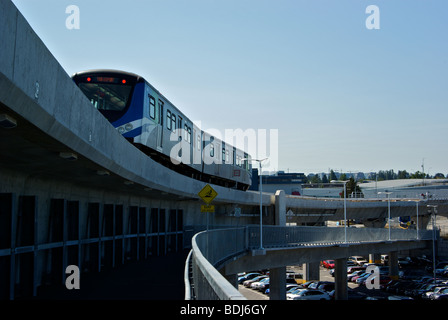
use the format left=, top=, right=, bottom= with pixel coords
left=157, top=100, right=164, bottom=151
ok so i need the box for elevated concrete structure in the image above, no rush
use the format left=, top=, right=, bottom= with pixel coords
left=1, top=0, right=446, bottom=300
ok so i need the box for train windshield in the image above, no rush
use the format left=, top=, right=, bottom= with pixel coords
left=76, top=75, right=135, bottom=122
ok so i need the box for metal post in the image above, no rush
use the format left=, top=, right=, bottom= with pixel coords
left=388, top=194, right=391, bottom=241
left=259, top=161, right=263, bottom=250
left=378, top=192, right=392, bottom=241
left=416, top=201, right=419, bottom=240
left=343, top=181, right=347, bottom=243
left=427, top=205, right=438, bottom=283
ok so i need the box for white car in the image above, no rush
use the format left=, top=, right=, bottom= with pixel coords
left=251, top=277, right=269, bottom=290
left=287, top=289, right=331, bottom=300
left=349, top=256, right=368, bottom=266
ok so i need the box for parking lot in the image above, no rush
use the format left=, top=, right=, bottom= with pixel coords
left=238, top=255, right=448, bottom=300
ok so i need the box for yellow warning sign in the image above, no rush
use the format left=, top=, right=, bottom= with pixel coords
left=201, top=205, right=215, bottom=213
left=198, top=184, right=218, bottom=204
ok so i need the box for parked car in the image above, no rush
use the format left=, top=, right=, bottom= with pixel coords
left=349, top=256, right=368, bottom=266
left=347, top=270, right=365, bottom=281
left=317, top=282, right=335, bottom=292
left=423, top=285, right=448, bottom=300
left=347, top=266, right=365, bottom=274
left=351, top=272, right=369, bottom=283
left=251, top=277, right=269, bottom=290
left=322, top=260, right=335, bottom=269
left=243, top=275, right=267, bottom=287
left=431, top=287, right=448, bottom=300
left=287, top=288, right=331, bottom=300
left=308, top=281, right=332, bottom=290
left=265, top=283, right=299, bottom=296
left=238, top=272, right=262, bottom=284
left=356, top=273, right=372, bottom=285
left=412, top=282, right=444, bottom=299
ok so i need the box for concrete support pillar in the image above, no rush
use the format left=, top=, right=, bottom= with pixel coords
left=275, top=190, right=286, bottom=226
left=389, top=251, right=399, bottom=280
left=271, top=191, right=287, bottom=300
left=269, top=266, right=286, bottom=300
left=334, top=258, right=348, bottom=300
left=302, top=262, right=320, bottom=282
left=411, top=214, right=431, bottom=231
left=369, top=253, right=381, bottom=264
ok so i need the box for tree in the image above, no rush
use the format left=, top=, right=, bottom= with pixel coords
left=329, top=170, right=337, bottom=181
left=410, top=171, right=425, bottom=179
left=340, top=178, right=364, bottom=198
left=397, top=170, right=410, bottom=179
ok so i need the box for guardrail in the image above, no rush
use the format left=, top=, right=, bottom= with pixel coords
left=249, top=225, right=434, bottom=249
left=188, top=228, right=247, bottom=300
left=185, top=225, right=436, bottom=300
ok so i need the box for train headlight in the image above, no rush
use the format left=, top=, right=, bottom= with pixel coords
left=124, top=123, right=133, bottom=131
left=118, top=127, right=125, bottom=134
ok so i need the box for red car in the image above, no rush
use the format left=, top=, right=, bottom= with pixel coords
left=322, top=260, right=335, bottom=269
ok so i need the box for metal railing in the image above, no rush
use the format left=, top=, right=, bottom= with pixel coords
left=185, top=225, right=436, bottom=300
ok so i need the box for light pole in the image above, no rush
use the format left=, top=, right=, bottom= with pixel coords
left=243, top=157, right=268, bottom=251
left=378, top=191, right=393, bottom=241
left=416, top=201, right=419, bottom=240
left=427, top=205, right=438, bottom=283
left=331, top=180, right=349, bottom=244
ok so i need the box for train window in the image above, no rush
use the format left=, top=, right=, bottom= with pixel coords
left=222, top=148, right=226, bottom=164
left=210, top=143, right=215, bottom=157
left=171, top=113, right=176, bottom=132
left=184, top=124, right=191, bottom=143
left=167, top=110, right=172, bottom=130
left=149, top=95, right=156, bottom=119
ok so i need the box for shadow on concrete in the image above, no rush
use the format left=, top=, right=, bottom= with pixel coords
left=26, top=250, right=189, bottom=300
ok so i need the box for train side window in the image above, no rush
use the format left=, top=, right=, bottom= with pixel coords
left=210, top=143, right=215, bottom=157
left=171, top=113, right=176, bottom=132
left=184, top=124, right=191, bottom=143
left=167, top=110, right=172, bottom=130
left=149, top=95, right=156, bottom=119
left=222, top=148, right=226, bottom=164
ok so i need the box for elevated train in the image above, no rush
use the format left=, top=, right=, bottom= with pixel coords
left=72, top=70, right=252, bottom=190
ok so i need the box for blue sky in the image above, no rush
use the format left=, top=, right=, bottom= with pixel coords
left=11, top=0, right=448, bottom=175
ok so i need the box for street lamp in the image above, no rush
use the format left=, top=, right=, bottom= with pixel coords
left=331, top=180, right=349, bottom=244
left=378, top=191, right=393, bottom=241
left=243, top=157, right=268, bottom=252
left=427, top=205, right=438, bottom=283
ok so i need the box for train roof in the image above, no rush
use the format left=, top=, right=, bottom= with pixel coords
left=71, top=69, right=145, bottom=82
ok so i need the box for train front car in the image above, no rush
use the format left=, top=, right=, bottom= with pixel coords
left=72, top=69, right=252, bottom=190
left=72, top=70, right=147, bottom=141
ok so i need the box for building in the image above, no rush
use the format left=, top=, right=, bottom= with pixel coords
left=250, top=170, right=306, bottom=195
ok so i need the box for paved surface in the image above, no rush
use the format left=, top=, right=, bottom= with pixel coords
left=26, top=250, right=189, bottom=300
